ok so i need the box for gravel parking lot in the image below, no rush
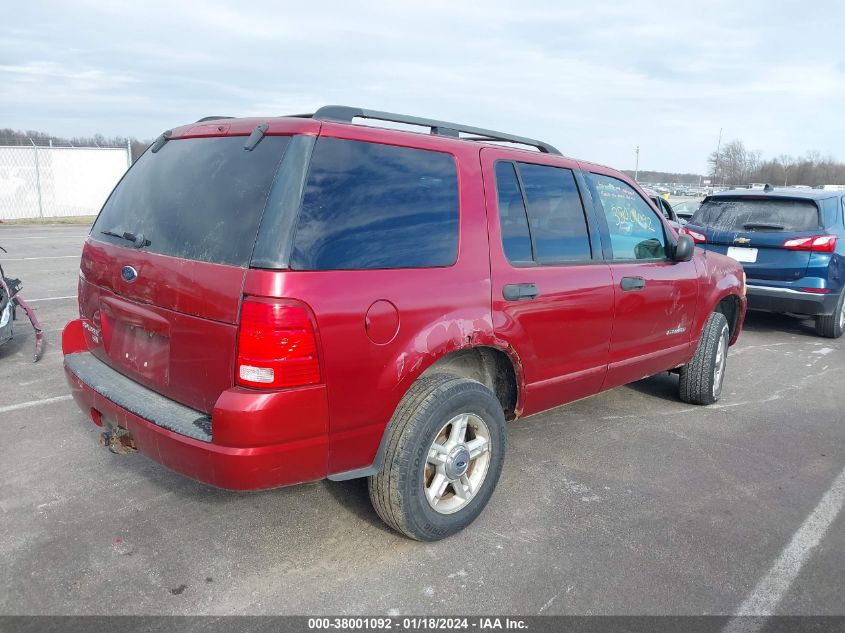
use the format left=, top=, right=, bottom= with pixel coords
left=1, top=223, right=843, bottom=616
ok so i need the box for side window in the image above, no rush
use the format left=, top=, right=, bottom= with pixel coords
left=494, top=162, right=533, bottom=264
left=290, top=138, right=459, bottom=270
left=589, top=173, right=667, bottom=260
left=519, top=163, right=592, bottom=263
left=493, top=161, right=592, bottom=265
left=651, top=196, right=671, bottom=220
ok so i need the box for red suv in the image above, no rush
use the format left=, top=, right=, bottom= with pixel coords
left=62, top=106, right=746, bottom=540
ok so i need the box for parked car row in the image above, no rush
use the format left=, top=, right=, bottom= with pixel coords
left=640, top=185, right=707, bottom=197
left=681, top=187, right=845, bottom=338
left=62, top=107, right=748, bottom=540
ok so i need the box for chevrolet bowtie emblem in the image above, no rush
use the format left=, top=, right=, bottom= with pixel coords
left=734, top=237, right=751, bottom=245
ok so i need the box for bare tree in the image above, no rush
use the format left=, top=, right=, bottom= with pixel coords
left=708, top=139, right=750, bottom=185
left=776, top=154, right=795, bottom=186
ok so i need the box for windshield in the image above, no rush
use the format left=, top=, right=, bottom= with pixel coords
left=672, top=200, right=700, bottom=216
left=93, top=136, right=289, bottom=267
left=690, top=198, right=820, bottom=232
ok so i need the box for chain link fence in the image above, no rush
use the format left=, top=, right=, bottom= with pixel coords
left=0, top=138, right=131, bottom=220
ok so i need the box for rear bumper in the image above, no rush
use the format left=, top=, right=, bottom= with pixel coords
left=746, top=285, right=840, bottom=316
left=62, top=320, right=329, bottom=490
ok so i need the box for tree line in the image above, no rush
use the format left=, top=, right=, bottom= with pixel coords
left=620, top=169, right=703, bottom=185
left=3, top=126, right=843, bottom=187
left=619, top=141, right=844, bottom=188
left=0, top=128, right=151, bottom=162
left=707, top=139, right=845, bottom=187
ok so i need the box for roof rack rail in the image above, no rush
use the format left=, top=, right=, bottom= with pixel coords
left=298, top=105, right=561, bottom=155
left=196, top=115, right=234, bottom=123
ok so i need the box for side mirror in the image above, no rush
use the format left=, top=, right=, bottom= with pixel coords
left=672, top=234, right=695, bottom=262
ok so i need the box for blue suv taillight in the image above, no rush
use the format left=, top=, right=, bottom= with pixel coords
left=781, top=235, right=837, bottom=253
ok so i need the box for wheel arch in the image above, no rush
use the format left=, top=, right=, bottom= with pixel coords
left=418, top=345, right=521, bottom=421
left=328, top=343, right=523, bottom=481
left=713, top=293, right=742, bottom=343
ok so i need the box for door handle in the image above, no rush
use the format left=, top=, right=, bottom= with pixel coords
left=503, top=283, right=539, bottom=301
left=620, top=276, right=646, bottom=291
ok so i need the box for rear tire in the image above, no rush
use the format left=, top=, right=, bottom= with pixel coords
left=368, top=374, right=506, bottom=541
left=679, top=311, right=730, bottom=405
left=815, top=290, right=845, bottom=339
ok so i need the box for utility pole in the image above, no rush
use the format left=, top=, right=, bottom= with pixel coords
left=634, top=146, right=639, bottom=182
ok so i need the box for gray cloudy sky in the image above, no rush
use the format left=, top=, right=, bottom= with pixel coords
left=2, top=1, right=843, bottom=173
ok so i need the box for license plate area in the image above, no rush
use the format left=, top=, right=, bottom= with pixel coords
left=727, top=246, right=758, bottom=263
left=99, top=296, right=171, bottom=386
left=107, top=319, right=170, bottom=385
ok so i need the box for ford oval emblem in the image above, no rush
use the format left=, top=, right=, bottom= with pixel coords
left=121, top=266, right=138, bottom=282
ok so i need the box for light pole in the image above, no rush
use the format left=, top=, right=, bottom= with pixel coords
left=634, top=146, right=639, bottom=182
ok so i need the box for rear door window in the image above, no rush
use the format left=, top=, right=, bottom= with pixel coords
left=691, top=198, right=821, bottom=232
left=589, top=173, right=667, bottom=260
left=519, top=163, right=592, bottom=263
left=494, top=162, right=533, bottom=264
left=493, top=160, right=592, bottom=265
left=290, top=138, right=459, bottom=270
left=93, top=136, right=290, bottom=267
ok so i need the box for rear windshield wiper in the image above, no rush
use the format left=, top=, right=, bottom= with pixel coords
left=100, top=229, right=150, bottom=248
left=743, top=222, right=785, bottom=231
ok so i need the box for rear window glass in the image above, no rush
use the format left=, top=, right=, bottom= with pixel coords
left=691, top=198, right=820, bottom=232
left=493, top=160, right=592, bottom=265
left=290, top=138, right=459, bottom=270
left=518, top=163, right=592, bottom=263
left=93, top=136, right=289, bottom=267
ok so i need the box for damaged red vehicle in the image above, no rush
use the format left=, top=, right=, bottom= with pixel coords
left=63, top=107, right=746, bottom=540
left=1, top=246, right=44, bottom=361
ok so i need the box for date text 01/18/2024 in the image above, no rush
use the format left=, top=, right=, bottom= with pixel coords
left=306, top=617, right=528, bottom=630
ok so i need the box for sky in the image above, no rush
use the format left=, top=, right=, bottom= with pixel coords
left=1, top=0, right=843, bottom=174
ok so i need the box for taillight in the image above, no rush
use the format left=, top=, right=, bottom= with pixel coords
left=236, top=298, right=321, bottom=389
left=782, top=235, right=837, bottom=253
left=681, top=227, right=707, bottom=244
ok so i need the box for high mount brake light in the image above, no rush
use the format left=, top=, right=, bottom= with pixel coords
left=781, top=235, right=837, bottom=253
left=236, top=299, right=321, bottom=389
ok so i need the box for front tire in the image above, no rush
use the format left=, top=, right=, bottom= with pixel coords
left=679, top=311, right=730, bottom=405
left=815, top=290, right=845, bottom=339
left=368, top=374, right=506, bottom=541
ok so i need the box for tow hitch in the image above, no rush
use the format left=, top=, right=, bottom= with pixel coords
left=99, top=427, right=137, bottom=455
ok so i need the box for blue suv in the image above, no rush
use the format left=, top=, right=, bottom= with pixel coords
left=683, top=187, right=845, bottom=338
